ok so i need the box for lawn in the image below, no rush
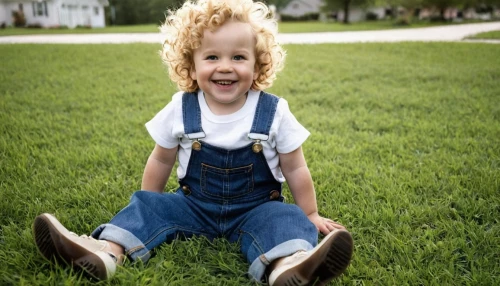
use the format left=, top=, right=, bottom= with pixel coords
left=466, top=29, right=500, bottom=39
left=0, top=19, right=493, bottom=36
left=1, top=42, right=499, bottom=285
left=0, top=24, right=161, bottom=36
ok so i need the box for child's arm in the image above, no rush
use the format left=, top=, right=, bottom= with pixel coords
left=279, top=147, right=346, bottom=235
left=141, top=144, right=178, bottom=193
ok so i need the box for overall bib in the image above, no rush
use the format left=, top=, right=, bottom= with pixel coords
left=92, top=91, right=318, bottom=281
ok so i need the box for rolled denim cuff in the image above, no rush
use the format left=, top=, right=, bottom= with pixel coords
left=91, top=223, right=151, bottom=262
left=248, top=239, right=314, bottom=282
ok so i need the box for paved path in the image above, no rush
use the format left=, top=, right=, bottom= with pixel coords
left=0, top=21, right=499, bottom=44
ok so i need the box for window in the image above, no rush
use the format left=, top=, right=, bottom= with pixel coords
left=32, top=1, right=48, bottom=17
left=18, top=3, right=23, bottom=11
left=94, top=7, right=99, bottom=16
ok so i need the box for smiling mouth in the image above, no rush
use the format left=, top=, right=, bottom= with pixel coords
left=213, top=80, right=234, bottom=85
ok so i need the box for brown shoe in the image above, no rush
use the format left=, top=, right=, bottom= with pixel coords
left=268, top=229, right=353, bottom=286
left=33, top=213, right=117, bottom=280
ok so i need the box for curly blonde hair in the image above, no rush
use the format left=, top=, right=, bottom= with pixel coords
left=160, top=0, right=286, bottom=92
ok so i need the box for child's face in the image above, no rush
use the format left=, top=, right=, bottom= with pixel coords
left=191, top=21, right=258, bottom=115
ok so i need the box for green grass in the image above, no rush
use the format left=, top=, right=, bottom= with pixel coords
left=278, top=20, right=405, bottom=33
left=466, top=29, right=500, bottom=39
left=0, top=24, right=161, bottom=36
left=1, top=42, right=500, bottom=285
left=0, top=19, right=494, bottom=36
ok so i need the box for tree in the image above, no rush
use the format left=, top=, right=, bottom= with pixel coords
left=390, top=0, right=424, bottom=24
left=12, top=10, right=26, bottom=27
left=323, top=0, right=373, bottom=23
left=107, top=0, right=183, bottom=25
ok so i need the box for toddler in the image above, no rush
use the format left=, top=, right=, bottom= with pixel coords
left=33, top=0, right=353, bottom=284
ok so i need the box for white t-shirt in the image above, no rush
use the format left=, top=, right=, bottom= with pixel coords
left=145, top=90, right=310, bottom=182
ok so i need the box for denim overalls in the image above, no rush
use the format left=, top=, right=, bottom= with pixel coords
left=92, top=91, right=318, bottom=281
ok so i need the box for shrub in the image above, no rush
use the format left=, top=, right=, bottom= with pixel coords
left=48, top=25, right=69, bottom=29
left=280, top=12, right=320, bottom=22
left=12, top=10, right=26, bottom=27
left=26, top=23, right=42, bottom=28
left=476, top=5, right=493, bottom=14
left=366, top=11, right=378, bottom=21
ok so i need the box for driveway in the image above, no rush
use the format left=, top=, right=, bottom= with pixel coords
left=0, top=21, right=499, bottom=44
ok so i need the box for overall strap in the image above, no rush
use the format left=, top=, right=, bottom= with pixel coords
left=248, top=91, right=280, bottom=141
left=182, top=92, right=206, bottom=139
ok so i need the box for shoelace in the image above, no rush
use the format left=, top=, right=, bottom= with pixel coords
left=69, top=232, right=109, bottom=247
left=291, top=250, right=307, bottom=259
left=278, top=250, right=307, bottom=266
left=68, top=232, right=121, bottom=264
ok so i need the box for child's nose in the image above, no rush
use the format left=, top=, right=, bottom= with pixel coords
left=217, top=59, right=233, bottom=73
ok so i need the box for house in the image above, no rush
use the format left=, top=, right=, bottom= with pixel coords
left=279, top=0, right=324, bottom=17
left=278, top=0, right=386, bottom=22
left=418, top=7, right=500, bottom=21
left=0, top=0, right=109, bottom=28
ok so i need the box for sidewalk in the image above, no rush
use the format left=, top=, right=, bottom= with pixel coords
left=0, top=21, right=499, bottom=44
left=278, top=21, right=500, bottom=44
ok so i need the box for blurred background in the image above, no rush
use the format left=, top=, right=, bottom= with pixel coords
left=0, top=0, right=499, bottom=30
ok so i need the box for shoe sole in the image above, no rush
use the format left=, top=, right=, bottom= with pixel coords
left=33, top=213, right=113, bottom=280
left=314, top=230, right=353, bottom=284
left=272, top=230, right=353, bottom=286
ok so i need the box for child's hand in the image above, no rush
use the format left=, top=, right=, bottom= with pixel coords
left=307, top=212, right=346, bottom=235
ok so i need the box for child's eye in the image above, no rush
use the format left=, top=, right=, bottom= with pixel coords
left=233, top=55, right=245, bottom=61
left=206, top=55, right=218, bottom=60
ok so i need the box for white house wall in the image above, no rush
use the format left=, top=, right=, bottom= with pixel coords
left=280, top=0, right=323, bottom=17
left=0, top=2, right=19, bottom=26
left=58, top=0, right=106, bottom=28
left=337, top=9, right=365, bottom=22
left=0, top=0, right=106, bottom=28
left=371, top=8, right=385, bottom=19
left=90, top=5, right=105, bottom=27
left=28, top=1, right=59, bottom=27
left=0, top=1, right=33, bottom=26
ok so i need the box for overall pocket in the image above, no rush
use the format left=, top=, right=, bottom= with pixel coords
left=201, top=163, right=254, bottom=199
